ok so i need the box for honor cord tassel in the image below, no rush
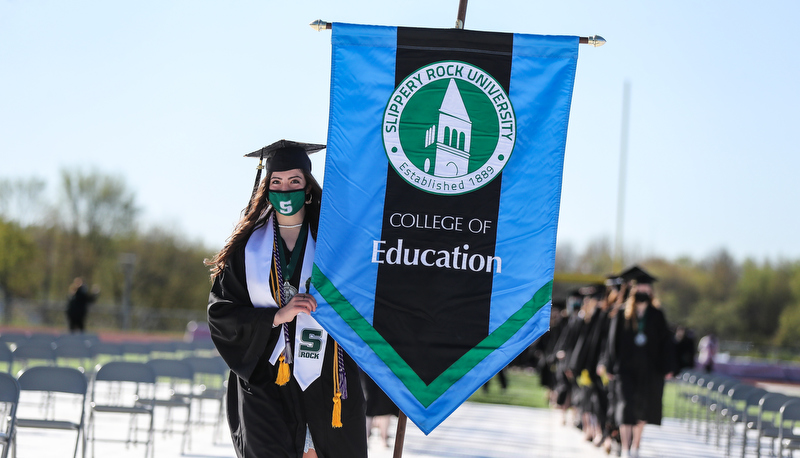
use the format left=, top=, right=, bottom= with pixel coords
left=332, top=341, right=343, bottom=428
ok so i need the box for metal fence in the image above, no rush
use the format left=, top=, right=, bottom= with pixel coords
left=5, top=299, right=206, bottom=333
left=720, top=339, right=800, bottom=363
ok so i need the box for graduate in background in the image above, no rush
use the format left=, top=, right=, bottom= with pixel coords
left=605, top=266, right=676, bottom=458
left=206, top=140, right=367, bottom=458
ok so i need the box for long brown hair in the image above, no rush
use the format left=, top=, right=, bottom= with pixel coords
left=205, top=170, right=323, bottom=281
left=623, top=285, right=654, bottom=330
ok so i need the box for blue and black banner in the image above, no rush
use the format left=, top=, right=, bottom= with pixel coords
left=311, top=22, right=578, bottom=433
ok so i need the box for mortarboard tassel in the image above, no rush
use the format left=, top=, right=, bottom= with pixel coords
left=332, top=341, right=343, bottom=428
left=246, top=154, right=265, bottom=215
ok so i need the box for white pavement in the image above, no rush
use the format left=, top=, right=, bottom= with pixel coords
left=12, top=401, right=727, bottom=458
left=369, top=403, right=726, bottom=458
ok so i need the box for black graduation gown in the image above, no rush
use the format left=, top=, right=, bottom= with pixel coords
left=583, top=309, right=611, bottom=427
left=568, top=311, right=600, bottom=411
left=674, top=334, right=696, bottom=372
left=552, top=313, right=584, bottom=406
left=534, top=328, right=556, bottom=390
left=362, top=372, right=398, bottom=418
left=607, top=305, right=675, bottom=426
left=208, top=242, right=367, bottom=458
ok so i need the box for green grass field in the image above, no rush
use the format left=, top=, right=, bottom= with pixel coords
left=468, top=368, right=678, bottom=418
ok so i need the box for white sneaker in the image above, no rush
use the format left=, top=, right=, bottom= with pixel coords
left=630, top=448, right=640, bottom=458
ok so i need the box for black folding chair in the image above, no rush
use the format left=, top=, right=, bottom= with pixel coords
left=90, top=342, right=123, bottom=367
left=778, top=397, right=800, bottom=457
left=0, top=373, right=20, bottom=458
left=15, top=366, right=88, bottom=458
left=753, top=392, right=792, bottom=458
left=718, top=382, right=756, bottom=456
left=11, top=341, right=56, bottom=372
left=183, top=355, right=228, bottom=442
left=704, top=376, right=739, bottom=445
left=55, top=341, right=94, bottom=373
left=141, top=359, right=194, bottom=454
left=88, top=361, right=156, bottom=458
left=148, top=341, right=178, bottom=359
left=0, top=346, right=13, bottom=375
left=121, top=343, right=151, bottom=362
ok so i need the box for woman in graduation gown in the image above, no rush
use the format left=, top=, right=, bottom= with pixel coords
left=605, top=283, right=675, bottom=458
left=206, top=141, right=367, bottom=458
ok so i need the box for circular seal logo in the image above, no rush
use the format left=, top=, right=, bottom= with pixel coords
left=382, top=61, right=516, bottom=195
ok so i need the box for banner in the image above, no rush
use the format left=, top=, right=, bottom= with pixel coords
left=311, top=23, right=578, bottom=433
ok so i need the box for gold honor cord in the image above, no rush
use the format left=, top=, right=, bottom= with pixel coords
left=332, top=341, right=343, bottom=428
left=271, top=218, right=291, bottom=386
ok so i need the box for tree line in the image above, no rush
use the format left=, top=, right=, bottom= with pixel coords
left=0, top=170, right=214, bottom=331
left=2, top=170, right=800, bottom=345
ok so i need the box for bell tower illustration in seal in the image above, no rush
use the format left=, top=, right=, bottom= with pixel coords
left=424, top=79, right=472, bottom=177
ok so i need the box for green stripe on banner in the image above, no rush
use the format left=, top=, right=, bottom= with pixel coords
left=313, top=264, right=552, bottom=407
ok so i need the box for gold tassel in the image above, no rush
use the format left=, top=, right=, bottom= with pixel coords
left=578, top=369, right=592, bottom=387
left=275, top=354, right=290, bottom=386
left=332, top=391, right=343, bottom=428
left=331, top=341, right=343, bottom=428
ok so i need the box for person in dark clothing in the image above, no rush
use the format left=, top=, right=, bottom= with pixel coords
left=597, top=282, right=626, bottom=455
left=568, top=285, right=604, bottom=443
left=697, top=333, right=718, bottom=373
left=482, top=366, right=509, bottom=393
left=673, top=325, right=696, bottom=373
left=205, top=141, right=367, bottom=458
left=605, top=266, right=676, bottom=458
left=552, top=292, right=584, bottom=424
left=362, top=370, right=398, bottom=448
left=534, top=313, right=561, bottom=403
left=66, top=277, right=98, bottom=333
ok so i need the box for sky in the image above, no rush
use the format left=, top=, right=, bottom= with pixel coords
left=2, top=0, right=799, bottom=263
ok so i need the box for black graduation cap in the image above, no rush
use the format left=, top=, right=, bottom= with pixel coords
left=567, top=288, right=583, bottom=298
left=244, top=140, right=326, bottom=210
left=579, top=283, right=606, bottom=299
left=604, top=273, right=623, bottom=289
left=619, top=265, right=657, bottom=284
left=245, top=139, right=325, bottom=173
left=565, top=288, right=583, bottom=310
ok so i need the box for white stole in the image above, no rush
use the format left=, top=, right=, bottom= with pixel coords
left=244, top=217, right=328, bottom=391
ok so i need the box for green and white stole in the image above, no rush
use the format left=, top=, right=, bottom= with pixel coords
left=244, top=215, right=328, bottom=391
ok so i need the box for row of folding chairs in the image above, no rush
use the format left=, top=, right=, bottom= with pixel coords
left=0, top=331, right=217, bottom=351
left=673, top=368, right=800, bottom=457
left=0, top=334, right=218, bottom=375
left=0, top=355, right=228, bottom=458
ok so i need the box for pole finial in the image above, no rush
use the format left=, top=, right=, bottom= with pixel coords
left=587, top=35, right=606, bottom=47
left=310, top=20, right=331, bottom=31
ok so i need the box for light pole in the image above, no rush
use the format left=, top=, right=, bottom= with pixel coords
left=119, top=253, right=136, bottom=330
left=614, top=81, right=631, bottom=272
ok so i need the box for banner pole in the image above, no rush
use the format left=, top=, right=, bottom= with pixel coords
left=455, top=0, right=468, bottom=29
left=309, top=20, right=606, bottom=46
left=392, top=411, right=408, bottom=458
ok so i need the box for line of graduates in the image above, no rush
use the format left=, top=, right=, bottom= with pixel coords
left=542, top=265, right=677, bottom=458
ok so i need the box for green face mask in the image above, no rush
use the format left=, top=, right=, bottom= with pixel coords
left=268, top=190, right=306, bottom=216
